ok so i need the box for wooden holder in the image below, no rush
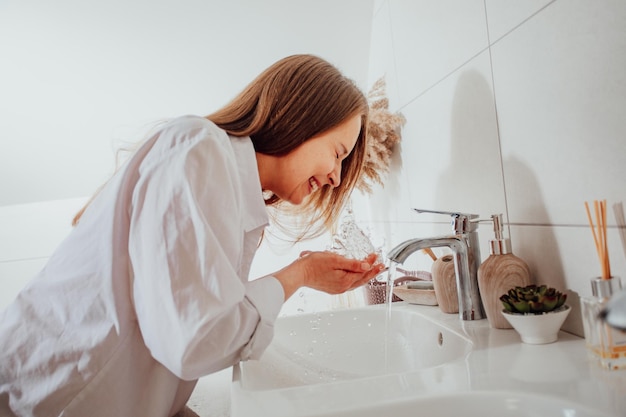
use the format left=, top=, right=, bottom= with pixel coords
left=431, top=254, right=458, bottom=314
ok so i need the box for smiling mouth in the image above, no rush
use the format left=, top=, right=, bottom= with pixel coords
left=309, top=177, right=319, bottom=193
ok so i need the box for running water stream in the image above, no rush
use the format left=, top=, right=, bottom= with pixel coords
left=329, top=204, right=390, bottom=368
left=384, top=262, right=398, bottom=372
left=329, top=203, right=403, bottom=374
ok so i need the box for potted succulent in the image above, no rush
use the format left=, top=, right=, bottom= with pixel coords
left=500, top=285, right=570, bottom=344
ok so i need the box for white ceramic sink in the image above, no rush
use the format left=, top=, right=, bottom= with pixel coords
left=231, top=303, right=624, bottom=417
left=238, top=305, right=472, bottom=390
left=320, top=391, right=614, bottom=417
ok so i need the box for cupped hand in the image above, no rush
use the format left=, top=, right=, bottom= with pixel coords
left=272, top=251, right=385, bottom=300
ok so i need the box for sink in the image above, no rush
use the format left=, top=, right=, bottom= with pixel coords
left=230, top=303, right=623, bottom=417
left=238, top=305, right=473, bottom=390
left=319, top=391, right=615, bottom=417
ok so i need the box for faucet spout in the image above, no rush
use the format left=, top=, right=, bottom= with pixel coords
left=388, top=235, right=485, bottom=321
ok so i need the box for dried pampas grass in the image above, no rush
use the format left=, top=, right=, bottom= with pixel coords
left=357, top=77, right=405, bottom=194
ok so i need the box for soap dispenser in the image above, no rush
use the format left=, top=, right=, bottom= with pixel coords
left=477, top=214, right=532, bottom=329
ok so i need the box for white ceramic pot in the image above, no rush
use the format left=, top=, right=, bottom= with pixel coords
left=502, top=305, right=571, bottom=344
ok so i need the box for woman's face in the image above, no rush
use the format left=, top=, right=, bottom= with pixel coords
left=257, top=114, right=362, bottom=205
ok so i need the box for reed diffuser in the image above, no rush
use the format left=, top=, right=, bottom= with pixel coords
left=584, top=200, right=611, bottom=279
left=580, top=200, right=626, bottom=370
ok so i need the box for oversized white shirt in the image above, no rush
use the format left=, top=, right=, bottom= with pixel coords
left=0, top=115, right=284, bottom=417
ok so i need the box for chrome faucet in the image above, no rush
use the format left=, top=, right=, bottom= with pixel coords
left=387, top=209, right=486, bottom=321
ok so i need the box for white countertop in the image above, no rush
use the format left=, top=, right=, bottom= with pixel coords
left=193, top=302, right=626, bottom=417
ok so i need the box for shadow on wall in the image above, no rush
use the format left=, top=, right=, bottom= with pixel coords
left=353, top=112, right=408, bottom=255
left=437, top=69, right=580, bottom=334
left=504, top=155, right=582, bottom=335
left=435, top=69, right=504, bottom=215
left=386, top=141, right=405, bottom=200
left=370, top=140, right=405, bottom=250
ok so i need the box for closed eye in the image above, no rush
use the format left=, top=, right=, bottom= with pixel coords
left=337, top=145, right=349, bottom=160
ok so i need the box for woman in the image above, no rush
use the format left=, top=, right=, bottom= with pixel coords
left=0, top=54, right=383, bottom=416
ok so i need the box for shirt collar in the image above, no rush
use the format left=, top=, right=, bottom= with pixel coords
left=229, top=135, right=269, bottom=232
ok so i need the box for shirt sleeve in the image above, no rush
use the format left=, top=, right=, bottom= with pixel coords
left=127, top=119, right=283, bottom=380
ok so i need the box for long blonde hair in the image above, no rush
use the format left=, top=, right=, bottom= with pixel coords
left=208, top=54, right=369, bottom=239
left=74, top=55, right=368, bottom=240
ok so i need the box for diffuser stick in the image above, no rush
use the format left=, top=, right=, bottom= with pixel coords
left=585, top=201, right=601, bottom=260
left=613, top=202, right=626, bottom=262
left=585, top=200, right=611, bottom=279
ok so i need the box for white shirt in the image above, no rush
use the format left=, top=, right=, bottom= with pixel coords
left=0, top=115, right=284, bottom=417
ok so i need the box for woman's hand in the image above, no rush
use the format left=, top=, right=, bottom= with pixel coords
left=272, top=251, right=384, bottom=301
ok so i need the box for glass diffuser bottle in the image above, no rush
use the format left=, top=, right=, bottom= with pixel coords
left=581, top=276, right=626, bottom=370
left=581, top=200, right=626, bottom=370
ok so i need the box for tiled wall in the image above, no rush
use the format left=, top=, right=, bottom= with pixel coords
left=356, top=0, right=626, bottom=335
left=0, top=0, right=373, bottom=315
left=0, top=198, right=86, bottom=308
left=2, top=1, right=625, bottom=337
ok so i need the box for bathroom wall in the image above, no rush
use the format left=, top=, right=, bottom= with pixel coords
left=357, top=0, right=626, bottom=335
left=0, top=0, right=373, bottom=309
left=2, top=0, right=625, bottom=338
left=0, top=0, right=372, bottom=207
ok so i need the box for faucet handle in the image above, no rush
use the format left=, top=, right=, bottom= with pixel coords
left=412, top=208, right=479, bottom=234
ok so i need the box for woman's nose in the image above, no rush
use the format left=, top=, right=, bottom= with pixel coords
left=328, top=165, right=341, bottom=188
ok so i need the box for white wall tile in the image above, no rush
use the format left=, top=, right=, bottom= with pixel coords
left=373, top=0, right=387, bottom=16
left=511, top=224, right=626, bottom=298
left=388, top=0, right=489, bottom=106
left=0, top=198, right=86, bottom=262
left=492, top=0, right=626, bottom=226
left=510, top=223, right=626, bottom=336
left=395, top=51, right=507, bottom=221
left=0, top=198, right=88, bottom=310
left=364, top=0, right=626, bottom=338
left=5, top=0, right=626, bottom=345
left=0, top=259, right=47, bottom=310
left=485, top=0, right=555, bottom=42
left=0, top=0, right=374, bottom=207
left=368, top=0, right=401, bottom=108
left=355, top=145, right=414, bottom=225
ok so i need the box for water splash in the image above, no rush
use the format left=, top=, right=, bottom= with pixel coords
left=329, top=201, right=382, bottom=262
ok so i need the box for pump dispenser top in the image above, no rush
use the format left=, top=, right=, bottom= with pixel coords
left=488, top=214, right=511, bottom=255
left=478, top=214, right=532, bottom=329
